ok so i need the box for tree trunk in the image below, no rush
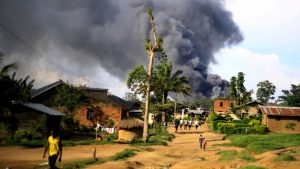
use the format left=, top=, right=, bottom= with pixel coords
left=143, top=52, right=155, bottom=142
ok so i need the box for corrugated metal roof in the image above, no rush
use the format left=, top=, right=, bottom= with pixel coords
left=31, top=80, right=64, bottom=98
left=22, top=102, right=65, bottom=116
left=259, top=106, right=300, bottom=116
left=109, top=95, right=138, bottom=110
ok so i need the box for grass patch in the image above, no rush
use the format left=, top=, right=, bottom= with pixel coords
left=62, top=158, right=104, bottom=169
left=111, top=149, right=137, bottom=160
left=239, top=151, right=257, bottom=162
left=217, top=150, right=257, bottom=162
left=217, top=150, right=238, bottom=161
left=275, top=153, right=296, bottom=161
left=225, top=133, right=300, bottom=154
left=238, top=165, right=267, bottom=169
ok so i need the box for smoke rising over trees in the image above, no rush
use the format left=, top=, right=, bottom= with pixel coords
left=0, top=0, right=243, bottom=99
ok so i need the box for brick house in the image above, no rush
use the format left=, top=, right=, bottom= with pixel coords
left=74, top=87, right=140, bottom=127
left=260, top=106, right=300, bottom=132
left=213, top=98, right=235, bottom=113
left=25, top=80, right=140, bottom=128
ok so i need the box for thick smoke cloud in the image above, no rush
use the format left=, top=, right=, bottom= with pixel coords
left=0, top=0, right=243, bottom=99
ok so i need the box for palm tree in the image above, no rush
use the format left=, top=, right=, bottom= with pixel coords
left=0, top=52, right=17, bottom=116
left=0, top=52, right=34, bottom=139
left=153, top=61, right=192, bottom=123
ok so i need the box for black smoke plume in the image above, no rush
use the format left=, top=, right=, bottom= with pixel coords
left=0, top=0, right=243, bottom=98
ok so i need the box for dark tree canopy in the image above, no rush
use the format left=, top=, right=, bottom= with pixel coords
left=279, top=84, right=300, bottom=107
left=256, top=80, right=276, bottom=103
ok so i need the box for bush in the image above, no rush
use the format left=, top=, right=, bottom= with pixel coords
left=218, top=123, right=236, bottom=134
left=209, top=112, right=221, bottom=122
left=217, top=150, right=237, bottom=161
left=111, top=149, right=136, bottom=160
left=248, top=119, right=261, bottom=127
left=285, top=122, right=296, bottom=130
left=253, top=125, right=268, bottom=134
left=275, top=153, right=296, bottom=161
left=211, top=120, right=226, bottom=131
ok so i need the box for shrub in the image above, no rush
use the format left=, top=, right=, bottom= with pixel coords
left=233, top=127, right=256, bottom=135
left=239, top=151, right=257, bottom=162
left=217, top=150, right=237, bottom=161
left=211, top=120, right=226, bottom=131
left=285, top=122, right=296, bottom=130
left=218, top=123, right=236, bottom=134
left=248, top=119, right=261, bottom=127
left=253, top=125, right=268, bottom=134
left=111, top=149, right=136, bottom=160
left=238, top=165, right=267, bottom=169
left=275, top=153, right=296, bottom=161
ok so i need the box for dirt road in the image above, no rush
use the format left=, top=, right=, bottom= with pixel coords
left=1, top=123, right=300, bottom=169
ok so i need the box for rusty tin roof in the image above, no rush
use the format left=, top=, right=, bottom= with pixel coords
left=259, top=106, right=300, bottom=116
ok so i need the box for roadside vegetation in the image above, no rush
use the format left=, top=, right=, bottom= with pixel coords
left=238, top=166, right=267, bottom=169
left=209, top=112, right=268, bottom=135
left=224, top=133, right=300, bottom=154
left=217, top=150, right=257, bottom=162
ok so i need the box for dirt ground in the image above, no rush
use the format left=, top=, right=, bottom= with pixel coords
left=1, top=123, right=300, bottom=169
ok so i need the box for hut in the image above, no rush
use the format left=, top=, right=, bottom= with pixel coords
left=117, top=117, right=143, bottom=142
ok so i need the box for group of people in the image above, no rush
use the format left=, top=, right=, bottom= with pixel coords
left=174, top=119, right=202, bottom=132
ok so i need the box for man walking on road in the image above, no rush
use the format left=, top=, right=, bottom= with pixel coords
left=43, top=130, right=62, bottom=169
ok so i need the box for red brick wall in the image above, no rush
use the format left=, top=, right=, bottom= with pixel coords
left=264, top=116, right=300, bottom=133
left=74, top=101, right=124, bottom=128
left=214, top=99, right=235, bottom=112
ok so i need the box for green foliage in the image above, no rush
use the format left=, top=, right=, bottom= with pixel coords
left=123, top=92, right=140, bottom=102
left=217, top=150, right=238, bottom=161
left=256, top=80, right=276, bottom=103
left=248, top=119, right=261, bottom=127
left=239, top=151, right=257, bottom=162
left=226, top=133, right=300, bottom=154
left=29, top=115, right=47, bottom=140
left=127, top=65, right=148, bottom=97
left=111, top=149, right=136, bottom=160
left=279, top=83, right=300, bottom=106
left=55, top=83, right=88, bottom=112
left=217, top=150, right=257, bottom=162
left=153, top=61, right=191, bottom=104
left=253, top=125, right=268, bottom=134
left=229, top=76, right=238, bottom=99
left=217, top=123, right=236, bottom=134
left=275, top=153, right=296, bottom=161
left=209, top=112, right=221, bottom=121
left=229, top=72, right=253, bottom=114
left=61, top=114, right=80, bottom=138
left=62, top=159, right=103, bottom=169
left=285, top=122, right=296, bottom=130
left=4, top=114, right=19, bottom=139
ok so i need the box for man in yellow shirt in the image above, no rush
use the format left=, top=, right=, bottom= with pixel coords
left=43, top=130, right=62, bottom=169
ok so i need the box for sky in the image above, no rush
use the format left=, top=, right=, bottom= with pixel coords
left=211, top=0, right=300, bottom=100
left=1, top=0, right=299, bottom=101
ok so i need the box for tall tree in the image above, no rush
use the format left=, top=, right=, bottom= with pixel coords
left=153, top=61, right=191, bottom=123
left=0, top=53, right=34, bottom=139
left=256, top=80, right=276, bottom=103
left=229, top=72, right=252, bottom=115
left=123, top=92, right=140, bottom=102
left=143, top=8, right=164, bottom=142
left=279, top=84, right=300, bottom=107
left=229, top=76, right=237, bottom=100
left=127, top=65, right=148, bottom=98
